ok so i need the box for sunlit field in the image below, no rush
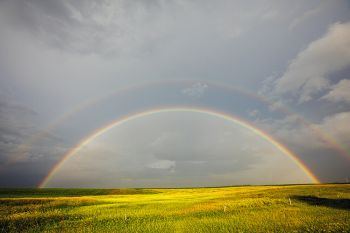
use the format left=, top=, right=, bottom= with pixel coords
left=0, top=184, right=349, bottom=232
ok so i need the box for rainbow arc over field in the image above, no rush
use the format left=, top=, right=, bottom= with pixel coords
left=9, top=79, right=349, bottom=171
left=39, top=106, right=320, bottom=187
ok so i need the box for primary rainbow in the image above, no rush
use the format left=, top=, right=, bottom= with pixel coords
left=39, top=106, right=320, bottom=187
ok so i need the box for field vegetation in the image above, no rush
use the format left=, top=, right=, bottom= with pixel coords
left=0, top=184, right=349, bottom=232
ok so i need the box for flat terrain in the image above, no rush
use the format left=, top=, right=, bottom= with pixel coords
left=0, top=184, right=349, bottom=232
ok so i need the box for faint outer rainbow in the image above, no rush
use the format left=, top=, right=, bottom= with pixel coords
left=38, top=106, right=320, bottom=187
left=10, top=79, right=350, bottom=170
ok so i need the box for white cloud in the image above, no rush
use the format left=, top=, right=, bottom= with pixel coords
left=274, top=22, right=350, bottom=103
left=182, top=82, right=208, bottom=98
left=147, top=160, right=176, bottom=170
left=322, top=79, right=350, bottom=104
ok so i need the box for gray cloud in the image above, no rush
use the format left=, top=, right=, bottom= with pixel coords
left=317, top=111, right=350, bottom=148
left=0, top=0, right=193, bottom=56
left=0, top=93, right=68, bottom=186
left=146, top=159, right=176, bottom=171
left=322, top=79, right=350, bottom=104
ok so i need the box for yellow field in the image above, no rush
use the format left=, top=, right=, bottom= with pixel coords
left=0, top=184, right=349, bottom=232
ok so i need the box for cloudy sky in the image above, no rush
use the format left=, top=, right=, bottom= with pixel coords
left=0, top=0, right=349, bottom=187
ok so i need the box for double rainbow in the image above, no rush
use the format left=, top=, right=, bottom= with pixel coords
left=12, top=79, right=350, bottom=172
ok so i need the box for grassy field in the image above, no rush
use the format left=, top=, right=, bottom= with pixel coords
left=0, top=184, right=349, bottom=232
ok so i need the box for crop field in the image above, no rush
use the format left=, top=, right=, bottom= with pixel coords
left=0, top=184, right=349, bottom=232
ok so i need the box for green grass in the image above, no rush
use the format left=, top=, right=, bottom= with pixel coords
left=0, top=184, right=349, bottom=232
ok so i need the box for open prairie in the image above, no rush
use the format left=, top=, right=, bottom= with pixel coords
left=0, top=184, right=349, bottom=232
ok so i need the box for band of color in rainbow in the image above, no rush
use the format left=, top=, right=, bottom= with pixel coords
left=39, top=106, right=320, bottom=187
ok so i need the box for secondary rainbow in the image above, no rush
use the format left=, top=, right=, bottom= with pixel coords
left=39, top=106, right=320, bottom=187
left=11, top=79, right=349, bottom=172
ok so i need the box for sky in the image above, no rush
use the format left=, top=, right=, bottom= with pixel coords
left=0, top=0, right=350, bottom=187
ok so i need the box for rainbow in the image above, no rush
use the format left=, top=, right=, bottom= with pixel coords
left=10, top=79, right=350, bottom=171
left=8, top=79, right=261, bottom=167
left=39, top=106, right=320, bottom=187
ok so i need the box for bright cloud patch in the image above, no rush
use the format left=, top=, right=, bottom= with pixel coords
left=274, top=22, right=350, bottom=103
left=182, top=83, right=209, bottom=98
